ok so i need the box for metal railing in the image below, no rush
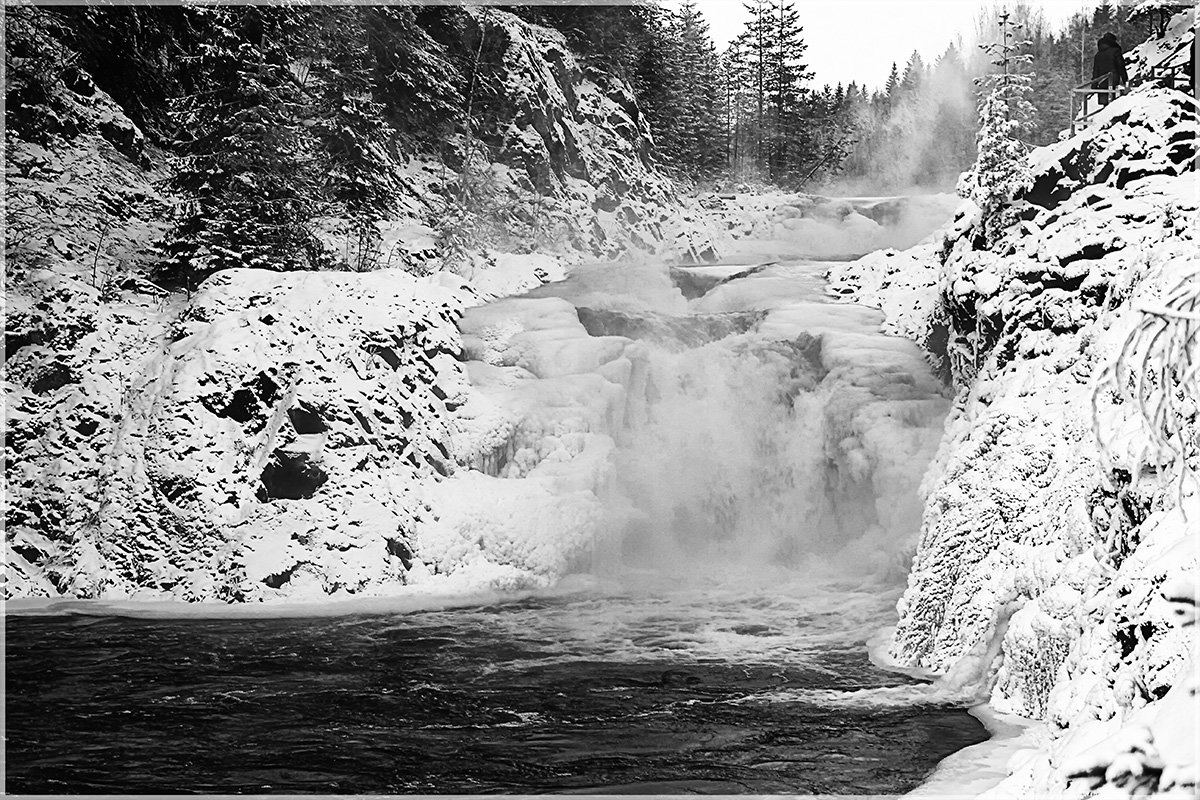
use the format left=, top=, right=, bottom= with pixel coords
left=1069, top=40, right=1195, bottom=136
left=1070, top=71, right=1125, bottom=135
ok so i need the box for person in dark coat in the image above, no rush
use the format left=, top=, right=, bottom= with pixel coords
left=1092, top=32, right=1129, bottom=106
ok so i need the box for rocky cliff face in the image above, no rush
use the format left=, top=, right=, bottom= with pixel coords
left=891, top=88, right=1196, bottom=687
left=380, top=10, right=724, bottom=276
left=829, top=57, right=1197, bottom=798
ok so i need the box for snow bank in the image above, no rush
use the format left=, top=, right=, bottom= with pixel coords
left=1126, top=10, right=1196, bottom=84
left=2, top=7, right=701, bottom=600
left=7, top=259, right=636, bottom=600
left=830, top=83, right=1197, bottom=797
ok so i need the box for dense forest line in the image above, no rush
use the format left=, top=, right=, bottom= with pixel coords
left=4, top=1, right=1159, bottom=285
left=511, top=0, right=1157, bottom=190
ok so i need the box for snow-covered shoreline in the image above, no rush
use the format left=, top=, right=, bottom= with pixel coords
left=832, top=74, right=1197, bottom=798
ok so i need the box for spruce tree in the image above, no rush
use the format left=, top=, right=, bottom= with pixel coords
left=158, top=6, right=324, bottom=286
left=663, top=1, right=727, bottom=181
left=723, top=39, right=754, bottom=178
left=728, top=0, right=811, bottom=184
left=900, top=51, right=926, bottom=94
left=766, top=0, right=810, bottom=183
left=735, top=0, right=774, bottom=172
left=884, top=62, right=901, bottom=104
left=959, top=9, right=1037, bottom=241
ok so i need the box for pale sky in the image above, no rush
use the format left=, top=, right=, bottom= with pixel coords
left=685, top=0, right=1098, bottom=90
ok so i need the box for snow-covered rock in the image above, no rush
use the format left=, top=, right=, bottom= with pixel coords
left=831, top=80, right=1197, bottom=797
left=9, top=268, right=471, bottom=601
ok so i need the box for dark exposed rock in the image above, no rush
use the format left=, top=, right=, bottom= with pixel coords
left=385, top=537, right=415, bottom=570
left=30, top=361, right=76, bottom=394
left=287, top=404, right=327, bottom=434
left=212, top=372, right=280, bottom=425
left=258, top=448, right=328, bottom=502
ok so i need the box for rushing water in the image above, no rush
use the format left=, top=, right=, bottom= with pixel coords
left=6, top=579, right=986, bottom=794
left=8, top=199, right=978, bottom=794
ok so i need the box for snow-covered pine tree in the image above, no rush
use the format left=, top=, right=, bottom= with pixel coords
left=735, top=0, right=774, bottom=172
left=158, top=6, right=325, bottom=286
left=794, top=83, right=854, bottom=186
left=900, top=51, right=926, bottom=95
left=722, top=39, right=754, bottom=178
left=959, top=8, right=1037, bottom=241
left=766, top=0, right=811, bottom=183
left=726, top=0, right=812, bottom=184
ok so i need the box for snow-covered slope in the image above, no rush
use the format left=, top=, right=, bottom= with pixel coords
left=2, top=8, right=674, bottom=600
left=828, top=71, right=1197, bottom=797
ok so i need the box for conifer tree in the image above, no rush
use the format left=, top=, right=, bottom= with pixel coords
left=900, top=51, right=926, bottom=94
left=959, top=9, right=1037, bottom=240
left=661, top=1, right=727, bottom=181
left=723, top=39, right=754, bottom=177
left=921, top=43, right=976, bottom=183
left=884, top=62, right=901, bottom=103
left=736, top=0, right=774, bottom=171
left=766, top=0, right=811, bottom=182
left=309, top=8, right=398, bottom=270
left=727, top=0, right=811, bottom=184
left=158, top=6, right=325, bottom=286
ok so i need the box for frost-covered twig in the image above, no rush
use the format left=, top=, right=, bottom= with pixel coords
left=1093, top=266, right=1200, bottom=512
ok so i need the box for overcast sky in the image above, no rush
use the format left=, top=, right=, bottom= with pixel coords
left=684, top=0, right=1098, bottom=90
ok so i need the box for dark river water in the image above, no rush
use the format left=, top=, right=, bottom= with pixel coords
left=6, top=582, right=986, bottom=794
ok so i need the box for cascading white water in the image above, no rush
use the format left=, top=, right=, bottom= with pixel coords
left=607, top=332, right=833, bottom=571
left=597, top=296, right=949, bottom=584
left=5, top=195, right=997, bottom=798
left=539, top=242, right=953, bottom=588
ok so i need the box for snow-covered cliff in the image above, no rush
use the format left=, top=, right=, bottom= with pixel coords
left=829, top=53, right=1197, bottom=799
left=369, top=9, right=727, bottom=277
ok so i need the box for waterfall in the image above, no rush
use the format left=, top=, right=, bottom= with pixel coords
left=580, top=264, right=950, bottom=585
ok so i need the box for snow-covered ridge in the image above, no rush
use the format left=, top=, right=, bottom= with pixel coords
left=828, top=66, right=1197, bottom=797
